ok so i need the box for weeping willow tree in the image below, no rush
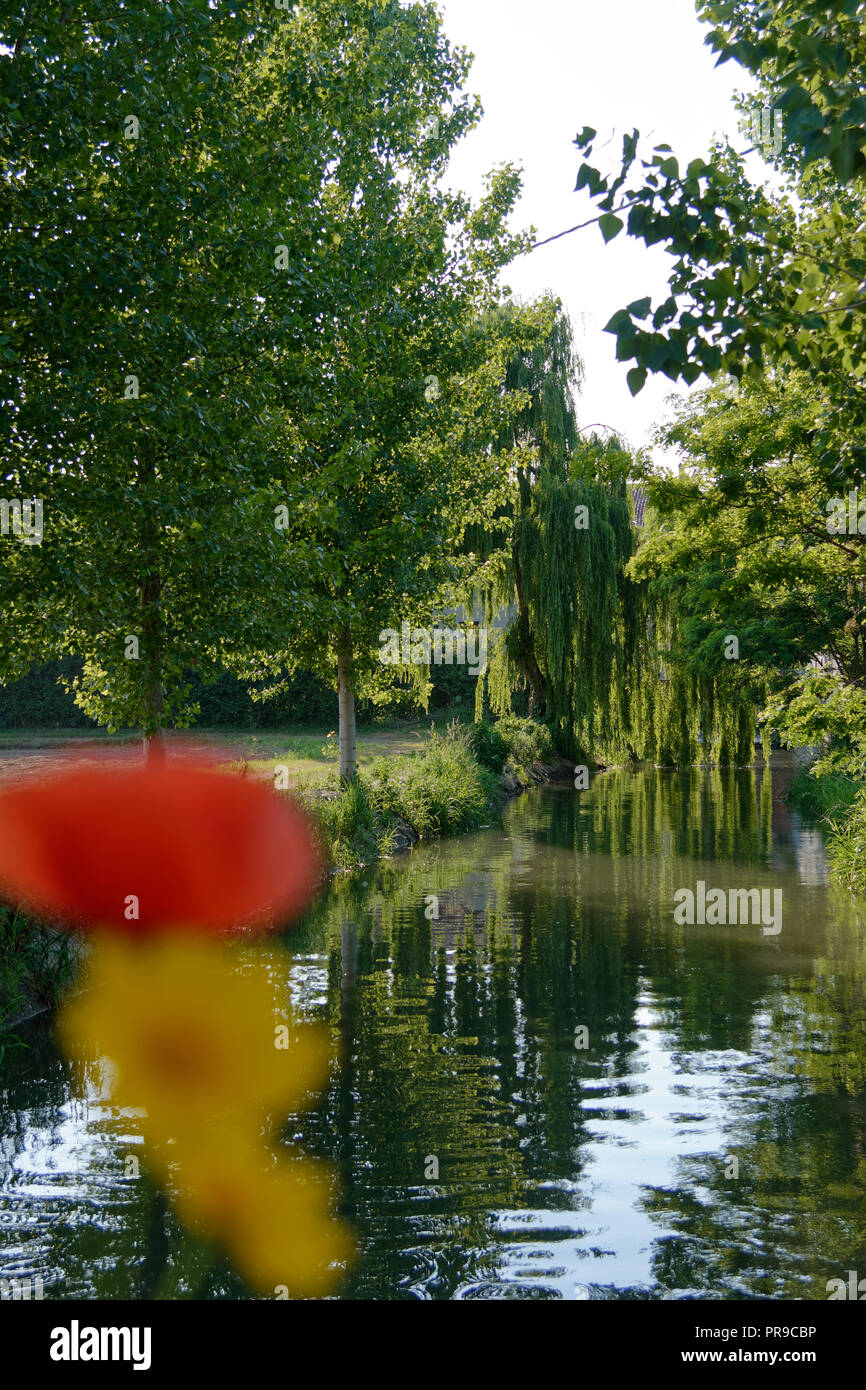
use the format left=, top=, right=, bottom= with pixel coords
left=627, top=594, right=760, bottom=768
left=470, top=296, right=636, bottom=759
left=473, top=298, right=759, bottom=767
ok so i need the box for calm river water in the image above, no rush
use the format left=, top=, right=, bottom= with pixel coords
left=2, top=763, right=866, bottom=1300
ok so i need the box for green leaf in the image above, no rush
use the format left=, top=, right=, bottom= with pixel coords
left=627, top=366, right=647, bottom=395
left=598, top=213, right=624, bottom=243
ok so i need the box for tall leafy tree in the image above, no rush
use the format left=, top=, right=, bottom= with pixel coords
left=1, top=0, right=495, bottom=762
left=631, top=371, right=861, bottom=765
left=472, top=300, right=639, bottom=761
left=225, top=14, right=530, bottom=781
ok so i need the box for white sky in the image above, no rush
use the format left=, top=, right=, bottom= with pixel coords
left=437, top=0, right=756, bottom=465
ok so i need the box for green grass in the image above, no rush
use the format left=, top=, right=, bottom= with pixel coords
left=787, top=765, right=866, bottom=892
left=825, top=813, right=866, bottom=890
left=298, top=723, right=501, bottom=871
left=786, top=766, right=861, bottom=821
left=223, top=718, right=474, bottom=787
left=0, top=905, right=79, bottom=1041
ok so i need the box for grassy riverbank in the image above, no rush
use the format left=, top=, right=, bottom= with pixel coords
left=0, top=716, right=557, bottom=1033
left=0, top=907, right=80, bottom=1038
left=787, top=765, right=866, bottom=891
left=298, top=717, right=555, bottom=871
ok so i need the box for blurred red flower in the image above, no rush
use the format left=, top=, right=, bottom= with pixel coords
left=0, top=760, right=321, bottom=932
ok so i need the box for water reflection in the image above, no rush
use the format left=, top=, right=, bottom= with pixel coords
left=2, top=764, right=866, bottom=1299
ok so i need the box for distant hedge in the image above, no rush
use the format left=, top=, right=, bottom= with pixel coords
left=0, top=659, right=478, bottom=729
left=0, top=660, right=96, bottom=729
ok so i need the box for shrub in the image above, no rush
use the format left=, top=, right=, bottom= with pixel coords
left=786, top=766, right=860, bottom=820
left=301, top=727, right=499, bottom=870
left=788, top=763, right=866, bottom=893
left=827, top=791, right=866, bottom=892
left=0, top=659, right=96, bottom=729
left=467, top=720, right=509, bottom=774
left=495, top=716, right=553, bottom=782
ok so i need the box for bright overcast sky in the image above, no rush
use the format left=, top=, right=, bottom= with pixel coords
left=436, top=0, right=757, bottom=465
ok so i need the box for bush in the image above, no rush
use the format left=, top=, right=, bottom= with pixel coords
left=366, top=732, right=497, bottom=837
left=786, top=766, right=860, bottom=820
left=788, top=763, right=866, bottom=892
left=0, top=659, right=96, bottom=729
left=0, top=660, right=477, bottom=731
left=495, top=715, right=553, bottom=782
left=468, top=721, right=509, bottom=774
left=827, top=790, right=866, bottom=891
left=308, top=780, right=381, bottom=872
left=300, top=726, right=499, bottom=870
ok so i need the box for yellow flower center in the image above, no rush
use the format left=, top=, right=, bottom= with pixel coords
left=143, top=1023, right=214, bottom=1088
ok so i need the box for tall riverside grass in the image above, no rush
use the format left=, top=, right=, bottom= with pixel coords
left=827, top=791, right=866, bottom=891
left=788, top=765, right=866, bottom=892
left=786, top=766, right=860, bottom=821
left=300, top=725, right=501, bottom=871
left=0, top=906, right=78, bottom=1037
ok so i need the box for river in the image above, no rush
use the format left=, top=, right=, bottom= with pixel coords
left=2, top=762, right=865, bottom=1300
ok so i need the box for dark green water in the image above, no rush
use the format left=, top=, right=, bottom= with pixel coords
left=2, top=764, right=866, bottom=1300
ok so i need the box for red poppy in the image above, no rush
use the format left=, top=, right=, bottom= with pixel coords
left=0, top=760, right=321, bottom=932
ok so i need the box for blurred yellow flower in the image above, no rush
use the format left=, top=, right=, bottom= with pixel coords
left=225, top=1159, right=353, bottom=1298
left=160, top=1135, right=353, bottom=1296
left=57, top=934, right=328, bottom=1141
left=56, top=933, right=351, bottom=1297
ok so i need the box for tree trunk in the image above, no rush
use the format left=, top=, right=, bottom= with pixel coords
left=337, top=629, right=357, bottom=783
left=143, top=703, right=165, bottom=766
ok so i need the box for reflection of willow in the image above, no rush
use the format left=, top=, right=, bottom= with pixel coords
left=285, top=768, right=834, bottom=1297
left=540, top=767, right=774, bottom=867
left=323, top=919, right=527, bottom=1298
left=291, top=848, right=653, bottom=1296
left=636, top=897, right=866, bottom=1300
left=780, top=893, right=866, bottom=1096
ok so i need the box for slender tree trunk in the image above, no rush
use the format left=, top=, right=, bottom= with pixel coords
left=337, top=628, right=357, bottom=783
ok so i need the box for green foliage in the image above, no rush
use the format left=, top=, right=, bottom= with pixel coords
left=787, top=766, right=860, bottom=822
left=364, top=729, right=498, bottom=838
left=0, top=657, right=476, bottom=730
left=304, top=725, right=499, bottom=870
left=699, top=0, right=866, bottom=182
left=822, top=783, right=866, bottom=889
left=495, top=715, right=553, bottom=782
left=310, top=780, right=382, bottom=873
left=0, top=660, right=96, bottom=729
left=825, top=789, right=866, bottom=893
left=0, top=905, right=78, bottom=1037
left=1, top=0, right=527, bottom=759
left=467, top=299, right=754, bottom=768
left=632, top=372, right=866, bottom=773
left=568, top=2, right=866, bottom=493
left=474, top=302, right=640, bottom=759
left=467, top=720, right=509, bottom=774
